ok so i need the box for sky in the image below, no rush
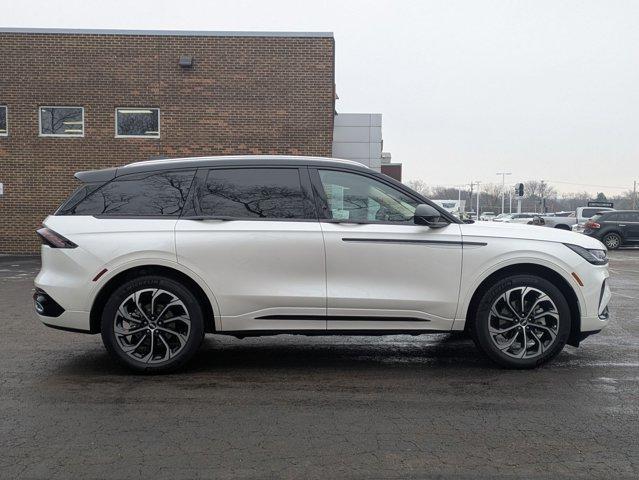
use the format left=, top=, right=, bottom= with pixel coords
left=3, top=0, right=638, bottom=195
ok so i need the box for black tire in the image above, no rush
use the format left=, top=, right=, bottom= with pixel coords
left=602, top=232, right=621, bottom=250
left=470, top=274, right=571, bottom=369
left=101, top=275, right=205, bottom=373
left=555, top=224, right=571, bottom=231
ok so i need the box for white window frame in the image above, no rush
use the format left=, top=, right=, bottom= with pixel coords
left=115, top=107, right=161, bottom=139
left=0, top=106, right=8, bottom=136
left=39, top=106, right=85, bottom=138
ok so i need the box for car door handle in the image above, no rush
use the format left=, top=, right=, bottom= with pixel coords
left=619, top=224, right=627, bottom=227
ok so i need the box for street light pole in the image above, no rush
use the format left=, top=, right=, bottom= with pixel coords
left=496, top=172, right=512, bottom=214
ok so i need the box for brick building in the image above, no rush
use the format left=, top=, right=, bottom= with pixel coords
left=0, top=28, right=335, bottom=253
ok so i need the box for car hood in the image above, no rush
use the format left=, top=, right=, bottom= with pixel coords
left=460, top=221, right=606, bottom=250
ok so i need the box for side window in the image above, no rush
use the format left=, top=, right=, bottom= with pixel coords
left=317, top=170, right=418, bottom=223
left=604, top=213, right=619, bottom=221
left=581, top=208, right=601, bottom=219
left=199, top=168, right=314, bottom=219
left=619, top=212, right=639, bottom=222
left=69, top=170, right=195, bottom=216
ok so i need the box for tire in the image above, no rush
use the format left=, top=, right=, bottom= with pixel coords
left=101, top=275, right=205, bottom=373
left=555, top=224, right=571, bottom=231
left=470, top=274, right=571, bottom=369
left=602, top=232, right=621, bottom=250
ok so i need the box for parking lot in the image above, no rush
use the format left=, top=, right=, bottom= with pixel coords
left=1, top=251, right=638, bottom=479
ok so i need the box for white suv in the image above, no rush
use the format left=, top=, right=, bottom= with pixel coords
left=34, top=156, right=611, bottom=372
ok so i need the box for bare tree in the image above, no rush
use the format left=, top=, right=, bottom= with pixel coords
left=405, top=179, right=430, bottom=197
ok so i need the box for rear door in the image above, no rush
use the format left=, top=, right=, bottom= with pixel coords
left=175, top=166, right=326, bottom=331
left=619, top=212, right=639, bottom=242
left=311, top=167, right=462, bottom=331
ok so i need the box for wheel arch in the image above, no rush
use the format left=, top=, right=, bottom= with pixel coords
left=89, top=264, right=217, bottom=334
left=464, top=263, right=582, bottom=347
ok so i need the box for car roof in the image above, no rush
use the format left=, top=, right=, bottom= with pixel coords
left=75, top=155, right=371, bottom=183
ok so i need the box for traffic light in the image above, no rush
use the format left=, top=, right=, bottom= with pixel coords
left=515, top=183, right=524, bottom=197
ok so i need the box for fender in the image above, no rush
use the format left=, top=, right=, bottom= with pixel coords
left=89, top=256, right=223, bottom=331
left=452, top=254, right=585, bottom=331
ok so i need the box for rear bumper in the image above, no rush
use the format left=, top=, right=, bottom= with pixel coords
left=36, top=309, right=92, bottom=333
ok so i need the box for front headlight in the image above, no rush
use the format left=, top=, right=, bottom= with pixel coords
left=564, top=243, right=608, bottom=265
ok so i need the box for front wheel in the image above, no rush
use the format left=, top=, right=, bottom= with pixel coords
left=602, top=232, right=621, bottom=250
left=471, top=275, right=571, bottom=369
left=101, top=275, right=205, bottom=373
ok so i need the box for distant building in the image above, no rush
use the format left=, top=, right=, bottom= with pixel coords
left=332, top=113, right=402, bottom=181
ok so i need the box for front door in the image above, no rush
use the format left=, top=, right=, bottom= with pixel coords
left=176, top=166, right=326, bottom=331
left=311, top=168, right=463, bottom=331
left=619, top=212, right=639, bottom=242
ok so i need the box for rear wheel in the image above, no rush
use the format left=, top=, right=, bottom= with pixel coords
left=101, top=275, right=204, bottom=373
left=471, top=275, right=571, bottom=368
left=602, top=232, right=621, bottom=250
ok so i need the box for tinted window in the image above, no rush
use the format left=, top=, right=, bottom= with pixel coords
left=199, top=168, right=313, bottom=219
left=70, top=170, right=195, bottom=216
left=318, top=170, right=418, bottom=223
left=618, top=212, right=639, bottom=222
left=581, top=208, right=605, bottom=219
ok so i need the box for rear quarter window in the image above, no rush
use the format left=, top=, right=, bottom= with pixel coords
left=64, top=170, right=195, bottom=216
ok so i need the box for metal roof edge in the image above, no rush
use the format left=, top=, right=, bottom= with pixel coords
left=0, top=27, right=333, bottom=38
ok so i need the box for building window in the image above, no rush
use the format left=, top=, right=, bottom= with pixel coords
left=39, top=107, right=84, bottom=137
left=0, top=106, right=7, bottom=136
left=116, top=108, right=160, bottom=138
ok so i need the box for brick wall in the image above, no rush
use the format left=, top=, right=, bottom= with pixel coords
left=0, top=30, right=335, bottom=254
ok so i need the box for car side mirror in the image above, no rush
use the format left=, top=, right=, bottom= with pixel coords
left=414, top=204, right=449, bottom=228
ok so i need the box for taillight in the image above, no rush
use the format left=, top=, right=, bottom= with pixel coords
left=585, top=221, right=600, bottom=229
left=36, top=227, right=77, bottom=248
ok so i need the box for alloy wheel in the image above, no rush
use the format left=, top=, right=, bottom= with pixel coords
left=113, top=288, right=191, bottom=364
left=604, top=235, right=620, bottom=249
left=488, top=286, right=560, bottom=359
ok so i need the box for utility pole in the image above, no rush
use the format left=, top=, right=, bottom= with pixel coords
left=540, top=179, right=546, bottom=213
left=475, top=181, right=481, bottom=218
left=496, top=172, right=512, bottom=214
left=634, top=180, right=637, bottom=210
left=509, top=188, right=512, bottom=213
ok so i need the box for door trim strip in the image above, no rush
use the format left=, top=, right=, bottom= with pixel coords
left=255, top=315, right=430, bottom=322
left=341, top=238, right=487, bottom=246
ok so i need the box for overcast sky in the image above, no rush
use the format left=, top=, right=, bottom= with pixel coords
left=4, top=0, right=638, bottom=195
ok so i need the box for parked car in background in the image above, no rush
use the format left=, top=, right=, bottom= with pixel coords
left=493, top=213, right=513, bottom=222
left=582, top=210, right=639, bottom=249
left=502, top=213, right=538, bottom=224
left=34, top=155, right=611, bottom=372
left=479, top=212, right=496, bottom=221
left=533, top=207, right=615, bottom=230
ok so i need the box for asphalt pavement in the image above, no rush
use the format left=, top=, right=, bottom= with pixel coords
left=1, top=251, right=637, bottom=479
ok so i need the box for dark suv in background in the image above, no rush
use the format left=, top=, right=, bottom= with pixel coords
left=583, top=210, right=639, bottom=249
